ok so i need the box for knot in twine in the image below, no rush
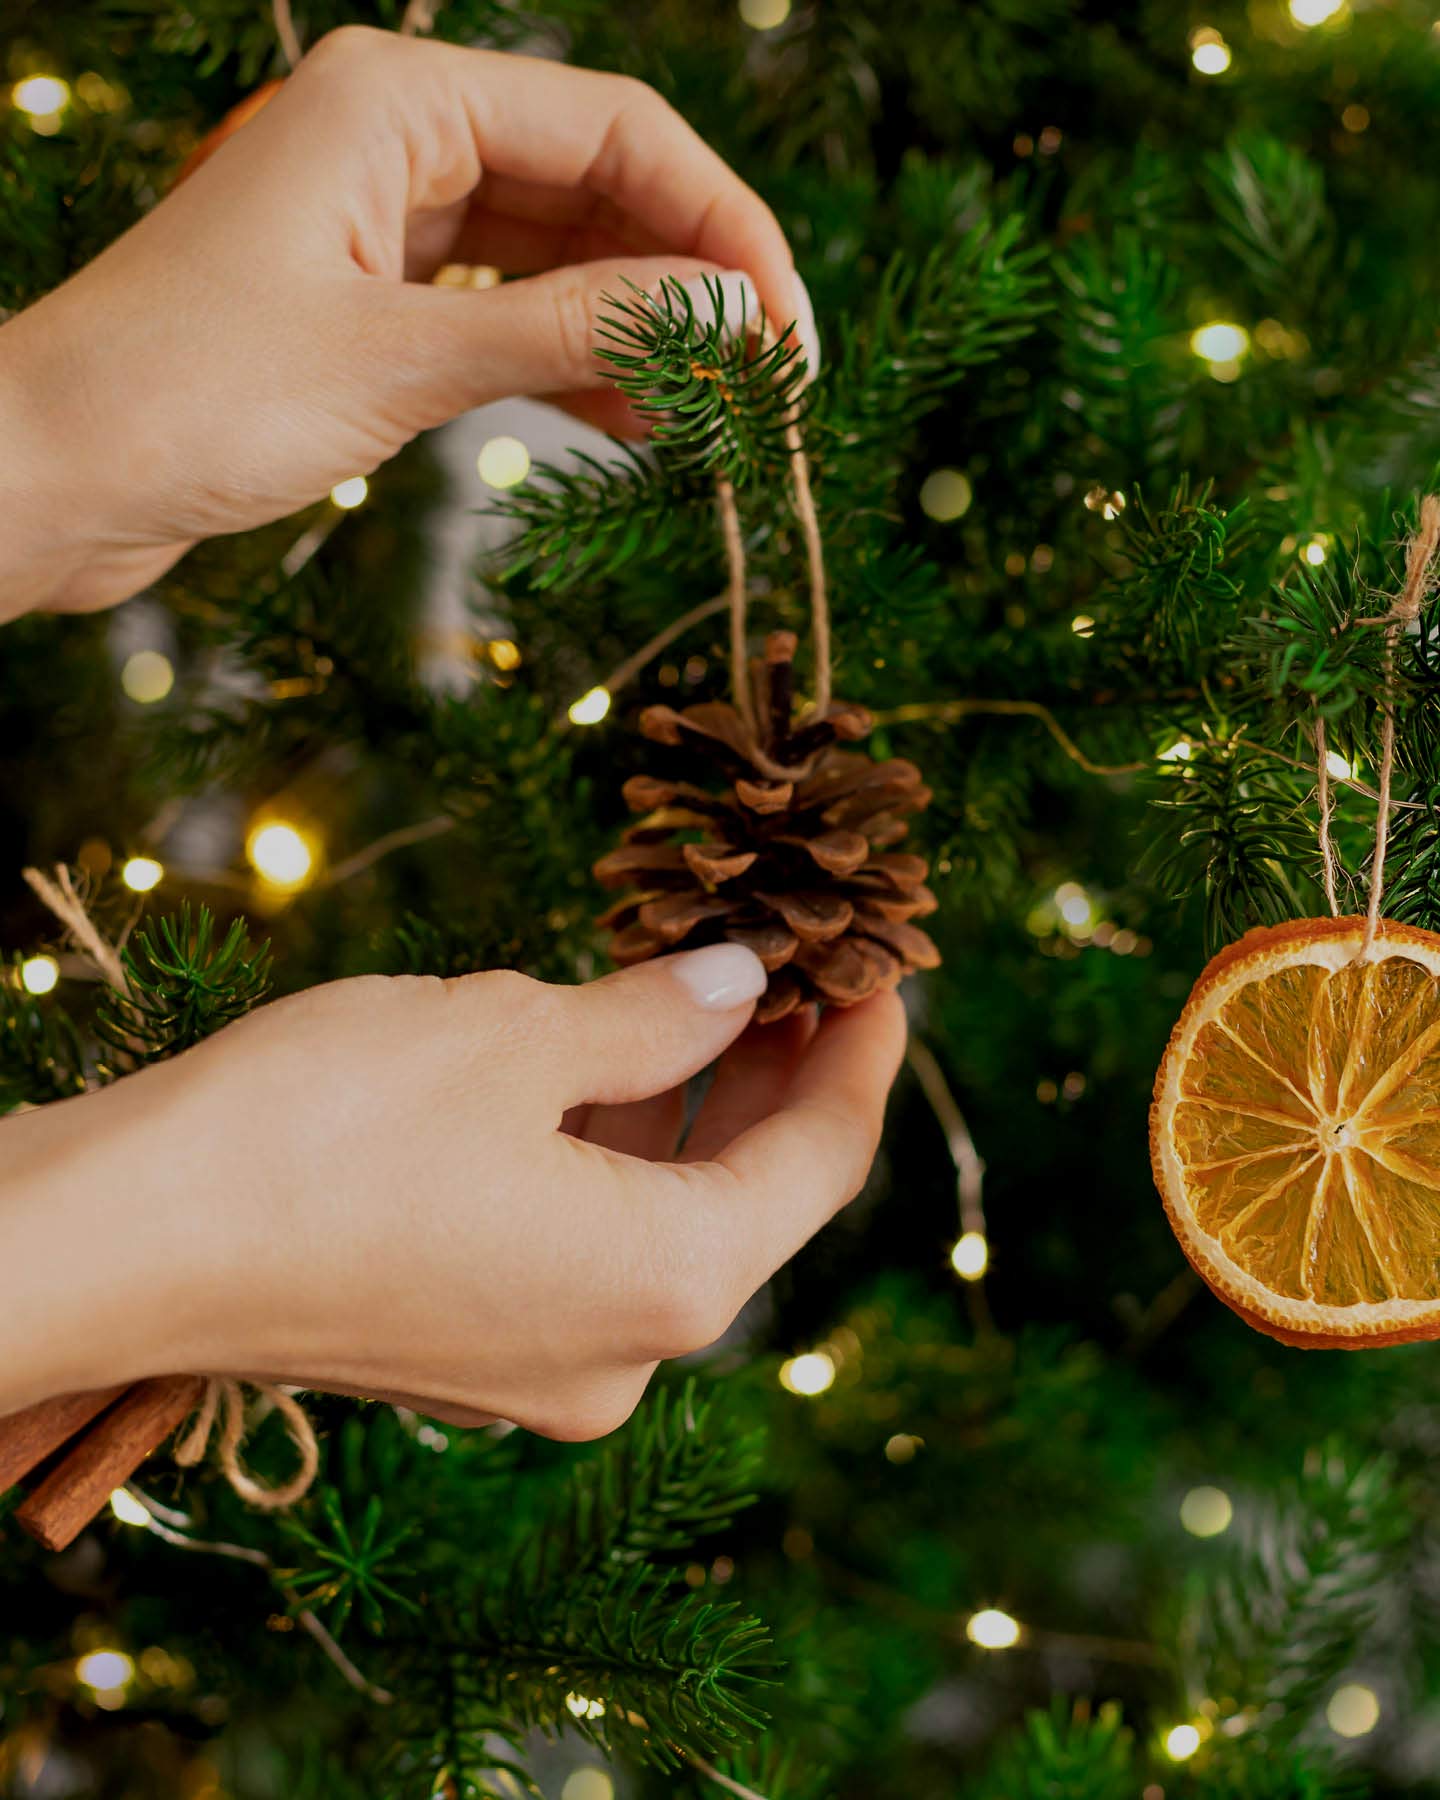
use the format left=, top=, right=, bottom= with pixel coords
left=21, top=864, right=320, bottom=1514
left=174, top=1379, right=320, bottom=1510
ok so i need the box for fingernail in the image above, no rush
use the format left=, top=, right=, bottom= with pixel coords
left=791, top=270, right=821, bottom=379
left=669, top=943, right=768, bottom=1010
left=674, top=270, right=762, bottom=341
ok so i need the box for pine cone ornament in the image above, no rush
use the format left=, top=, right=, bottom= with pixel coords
left=594, top=632, right=940, bottom=1022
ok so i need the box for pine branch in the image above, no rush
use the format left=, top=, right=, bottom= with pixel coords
left=1204, top=135, right=1332, bottom=309
left=596, top=275, right=807, bottom=482
left=1055, top=227, right=1186, bottom=467
left=967, top=1699, right=1135, bottom=1800
left=516, top=1380, right=765, bottom=1595
left=1137, top=739, right=1314, bottom=953
left=95, top=902, right=271, bottom=1071
left=493, top=445, right=716, bottom=594
left=1183, top=1447, right=1407, bottom=1742
left=458, top=1566, right=775, bottom=1768
left=817, top=216, right=1049, bottom=483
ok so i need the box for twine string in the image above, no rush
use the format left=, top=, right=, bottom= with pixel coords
left=715, top=318, right=829, bottom=752
left=20, top=864, right=320, bottom=1513
left=1361, top=496, right=1440, bottom=958
left=1313, top=715, right=1340, bottom=918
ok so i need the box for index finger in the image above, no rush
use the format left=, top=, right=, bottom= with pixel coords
left=302, top=31, right=803, bottom=335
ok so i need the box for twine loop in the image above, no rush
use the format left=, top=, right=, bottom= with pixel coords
left=174, top=1379, right=319, bottom=1510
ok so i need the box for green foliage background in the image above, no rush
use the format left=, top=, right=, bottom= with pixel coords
left=7, top=0, right=1440, bottom=1795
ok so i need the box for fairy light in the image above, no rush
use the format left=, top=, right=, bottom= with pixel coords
left=477, top=436, right=532, bottom=489
left=76, top=1650, right=134, bottom=1697
left=1055, top=881, right=1094, bottom=930
left=1190, top=29, right=1232, bottom=75
left=1179, top=1486, right=1233, bottom=1537
left=1084, top=485, right=1126, bottom=521
left=568, top=686, right=612, bottom=727
left=120, top=649, right=174, bottom=703
left=561, top=1773, right=614, bottom=1800
left=1190, top=323, right=1250, bottom=384
left=1071, top=613, right=1095, bottom=637
left=1159, top=739, right=1193, bottom=761
left=950, top=1231, right=989, bottom=1280
left=246, top=820, right=316, bottom=891
left=885, top=1433, right=922, bottom=1464
left=488, top=638, right=521, bottom=672
left=1325, top=750, right=1353, bottom=781
left=739, top=0, right=791, bottom=27
left=1301, top=537, right=1327, bottom=566
left=12, top=74, right=69, bottom=132
left=919, top=468, right=973, bottom=522
left=1326, top=1683, right=1380, bottom=1738
left=20, top=955, right=59, bottom=996
left=121, top=856, right=163, bottom=893
left=109, top=1488, right=152, bottom=1527
left=779, top=1351, right=836, bottom=1396
left=565, top=1693, right=606, bottom=1721
left=1165, top=1724, right=1202, bottom=1761
left=329, top=476, right=368, bottom=510
left=1290, top=0, right=1345, bottom=24
left=965, top=1609, right=1021, bottom=1650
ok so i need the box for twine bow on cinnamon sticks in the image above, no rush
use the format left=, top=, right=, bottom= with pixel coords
left=0, top=867, right=319, bottom=1551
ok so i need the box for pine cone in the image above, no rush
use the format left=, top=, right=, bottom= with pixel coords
left=594, top=631, right=940, bottom=1022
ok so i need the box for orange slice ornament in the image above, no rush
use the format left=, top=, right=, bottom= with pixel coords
left=1151, top=915, right=1440, bottom=1347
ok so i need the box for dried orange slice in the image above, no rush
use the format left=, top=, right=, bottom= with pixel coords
left=1151, top=916, right=1440, bottom=1347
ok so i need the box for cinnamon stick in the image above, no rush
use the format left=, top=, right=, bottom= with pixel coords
left=0, top=1385, right=131, bottom=1494
left=15, top=1375, right=204, bottom=1552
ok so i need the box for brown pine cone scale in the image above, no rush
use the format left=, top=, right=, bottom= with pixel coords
left=594, top=631, right=940, bottom=1022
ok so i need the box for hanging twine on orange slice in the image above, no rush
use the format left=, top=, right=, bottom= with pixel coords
left=1151, top=500, right=1440, bottom=1347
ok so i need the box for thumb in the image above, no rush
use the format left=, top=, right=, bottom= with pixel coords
left=381, top=259, right=765, bottom=422
left=541, top=944, right=769, bottom=1109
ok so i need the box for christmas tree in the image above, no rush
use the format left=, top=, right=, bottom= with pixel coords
left=8, top=0, right=1440, bottom=1794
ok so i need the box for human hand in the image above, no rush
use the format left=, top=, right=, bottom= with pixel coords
left=0, top=27, right=816, bottom=618
left=0, top=947, right=903, bottom=1437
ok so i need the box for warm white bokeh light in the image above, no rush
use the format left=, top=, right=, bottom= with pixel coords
left=966, top=1609, right=1021, bottom=1650
left=780, top=1351, right=836, bottom=1396
left=1165, top=1724, right=1202, bottom=1761
left=1290, top=0, right=1345, bottom=24
left=920, top=468, right=974, bottom=522
left=247, top=821, right=315, bottom=890
left=76, top=1650, right=135, bottom=1692
left=568, top=686, right=613, bottom=727
left=1180, top=1485, right=1233, bottom=1537
left=121, top=857, right=164, bottom=893
left=1191, top=321, right=1249, bottom=363
left=109, top=1488, right=152, bottom=1527
left=561, top=1772, right=615, bottom=1800
left=950, top=1231, right=989, bottom=1279
left=20, top=955, right=59, bottom=996
left=476, top=436, right=532, bottom=489
left=121, top=649, right=174, bottom=704
left=739, top=0, right=791, bottom=27
left=330, top=476, right=369, bottom=510
left=13, top=75, right=70, bottom=116
left=1191, top=39, right=1231, bottom=74
left=1327, top=1683, right=1380, bottom=1738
